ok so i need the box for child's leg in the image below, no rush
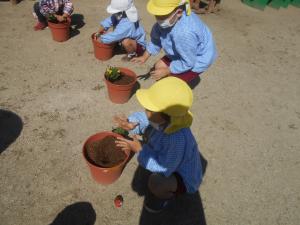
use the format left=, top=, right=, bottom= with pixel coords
left=121, top=38, right=137, bottom=55
left=144, top=172, right=186, bottom=213
left=155, top=56, right=200, bottom=84
left=191, top=0, right=207, bottom=14
left=120, top=38, right=140, bottom=61
left=148, top=173, right=177, bottom=199
left=33, top=2, right=47, bottom=24
left=207, top=0, right=221, bottom=13
left=154, top=58, right=169, bottom=70
left=33, top=2, right=47, bottom=30
left=148, top=172, right=187, bottom=199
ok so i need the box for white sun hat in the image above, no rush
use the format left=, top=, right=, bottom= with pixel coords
left=107, top=0, right=139, bottom=22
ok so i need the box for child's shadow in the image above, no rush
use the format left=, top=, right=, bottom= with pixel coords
left=131, top=153, right=208, bottom=225
left=48, top=202, right=96, bottom=225
left=70, top=14, right=85, bottom=38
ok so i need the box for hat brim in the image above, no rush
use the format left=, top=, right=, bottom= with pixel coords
left=136, top=89, right=160, bottom=112
left=147, top=0, right=176, bottom=15
left=107, top=5, right=121, bottom=14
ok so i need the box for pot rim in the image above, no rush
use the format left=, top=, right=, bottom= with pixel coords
left=104, top=67, right=137, bottom=87
left=91, top=33, right=115, bottom=47
left=82, top=131, right=130, bottom=170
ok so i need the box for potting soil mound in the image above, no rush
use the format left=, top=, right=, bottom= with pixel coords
left=86, top=136, right=127, bottom=168
left=112, top=73, right=134, bottom=85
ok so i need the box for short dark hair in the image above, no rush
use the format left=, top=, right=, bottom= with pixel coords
left=160, top=112, right=171, bottom=123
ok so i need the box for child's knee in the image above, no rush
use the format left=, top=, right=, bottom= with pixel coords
left=33, top=2, right=40, bottom=11
left=154, top=60, right=168, bottom=70
left=121, top=38, right=134, bottom=48
left=148, top=173, right=164, bottom=196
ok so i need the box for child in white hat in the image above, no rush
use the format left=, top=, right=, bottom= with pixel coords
left=97, top=0, right=147, bottom=61
left=114, top=77, right=203, bottom=213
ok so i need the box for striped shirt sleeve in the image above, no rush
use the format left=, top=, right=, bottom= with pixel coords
left=39, top=0, right=54, bottom=16
left=170, top=31, right=197, bottom=74
left=100, top=16, right=113, bottom=30
left=63, top=0, right=74, bottom=15
left=100, top=20, right=132, bottom=44
left=138, top=132, right=185, bottom=177
left=127, top=111, right=149, bottom=135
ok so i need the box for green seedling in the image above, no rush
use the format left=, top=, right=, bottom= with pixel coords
left=48, top=14, right=58, bottom=23
left=112, top=127, right=129, bottom=138
left=105, top=66, right=122, bottom=82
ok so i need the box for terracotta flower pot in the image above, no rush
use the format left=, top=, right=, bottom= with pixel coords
left=83, top=131, right=130, bottom=185
left=48, top=18, right=71, bottom=42
left=104, top=67, right=137, bottom=104
left=91, top=32, right=115, bottom=61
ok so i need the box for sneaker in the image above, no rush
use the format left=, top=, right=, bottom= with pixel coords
left=34, top=22, right=47, bottom=31
left=121, top=53, right=137, bottom=62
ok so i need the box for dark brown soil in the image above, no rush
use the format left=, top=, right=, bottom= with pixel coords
left=111, top=73, right=134, bottom=85
left=85, top=136, right=127, bottom=168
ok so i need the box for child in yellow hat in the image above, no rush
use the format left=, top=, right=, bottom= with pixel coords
left=115, top=77, right=203, bottom=213
left=132, top=0, right=217, bottom=87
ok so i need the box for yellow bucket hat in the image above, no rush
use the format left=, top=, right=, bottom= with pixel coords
left=147, top=0, right=191, bottom=16
left=136, top=77, right=193, bottom=134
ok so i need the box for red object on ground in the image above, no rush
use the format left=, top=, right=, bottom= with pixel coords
left=114, top=195, right=123, bottom=208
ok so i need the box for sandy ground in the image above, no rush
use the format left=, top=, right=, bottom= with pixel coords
left=0, top=0, right=300, bottom=225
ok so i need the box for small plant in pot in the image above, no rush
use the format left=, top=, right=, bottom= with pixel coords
left=105, top=66, right=122, bottom=82
left=112, top=127, right=129, bottom=138
left=48, top=14, right=59, bottom=23
left=104, top=66, right=137, bottom=104
left=48, top=14, right=68, bottom=24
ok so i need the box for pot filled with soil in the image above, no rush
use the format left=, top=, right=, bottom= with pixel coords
left=48, top=15, right=71, bottom=42
left=91, top=32, right=115, bottom=61
left=104, top=66, right=137, bottom=104
left=83, top=131, right=130, bottom=185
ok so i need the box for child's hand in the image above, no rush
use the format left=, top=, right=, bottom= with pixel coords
left=131, top=51, right=150, bottom=64
left=150, top=68, right=170, bottom=81
left=98, top=26, right=105, bottom=34
left=131, top=56, right=147, bottom=64
left=115, top=136, right=142, bottom=153
left=113, top=114, right=139, bottom=131
left=55, top=14, right=66, bottom=22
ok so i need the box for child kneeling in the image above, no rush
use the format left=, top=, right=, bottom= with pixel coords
left=115, top=77, right=203, bottom=213
left=133, top=0, right=217, bottom=88
left=97, top=0, right=146, bottom=61
left=33, top=0, right=73, bottom=31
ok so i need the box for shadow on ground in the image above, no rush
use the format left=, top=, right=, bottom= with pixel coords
left=0, top=109, right=23, bottom=154
left=131, top=153, right=207, bottom=225
left=49, top=202, right=96, bottom=225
